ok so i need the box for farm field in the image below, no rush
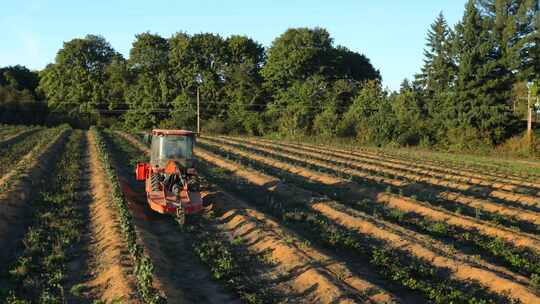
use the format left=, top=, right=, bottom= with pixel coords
left=2, top=127, right=540, bottom=303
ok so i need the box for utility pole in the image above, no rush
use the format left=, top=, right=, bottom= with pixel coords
left=527, top=81, right=533, bottom=142
left=197, top=86, right=200, bottom=134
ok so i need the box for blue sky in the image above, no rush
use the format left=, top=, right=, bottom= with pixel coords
left=0, top=1, right=466, bottom=91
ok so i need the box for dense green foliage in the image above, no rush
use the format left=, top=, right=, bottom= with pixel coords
left=0, top=66, right=46, bottom=125
left=0, top=1, right=538, bottom=150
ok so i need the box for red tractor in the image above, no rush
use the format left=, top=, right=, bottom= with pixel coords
left=135, top=129, right=202, bottom=224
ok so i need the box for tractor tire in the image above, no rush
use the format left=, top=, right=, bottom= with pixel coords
left=175, top=205, right=186, bottom=226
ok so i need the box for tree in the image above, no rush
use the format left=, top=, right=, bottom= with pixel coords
left=222, top=35, right=266, bottom=134
left=451, top=0, right=518, bottom=145
left=392, top=82, right=431, bottom=146
left=261, top=27, right=334, bottom=92
left=416, top=12, right=456, bottom=95
left=0, top=65, right=40, bottom=96
left=168, top=32, right=228, bottom=127
left=331, top=46, right=381, bottom=82
left=338, top=80, right=397, bottom=144
left=477, top=0, right=539, bottom=81
left=39, top=35, right=118, bottom=125
left=266, top=75, right=331, bottom=137
left=415, top=13, right=457, bottom=142
left=124, top=32, right=170, bottom=129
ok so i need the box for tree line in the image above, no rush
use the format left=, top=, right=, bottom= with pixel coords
left=0, top=0, right=538, bottom=150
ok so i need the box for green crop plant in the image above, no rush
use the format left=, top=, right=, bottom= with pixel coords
left=91, top=127, right=165, bottom=304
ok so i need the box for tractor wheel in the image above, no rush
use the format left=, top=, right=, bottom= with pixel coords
left=175, top=206, right=186, bottom=226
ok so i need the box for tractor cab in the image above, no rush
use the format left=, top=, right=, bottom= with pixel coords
left=136, top=129, right=202, bottom=224
left=150, top=129, right=196, bottom=169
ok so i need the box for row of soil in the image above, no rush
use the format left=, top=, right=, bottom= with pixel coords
left=0, top=128, right=48, bottom=177
left=1, top=129, right=151, bottom=303
left=214, top=136, right=540, bottom=230
left=252, top=136, right=540, bottom=186
left=0, top=126, right=69, bottom=266
left=340, top=141, right=540, bottom=182
left=213, top=136, right=540, bottom=211
left=241, top=136, right=540, bottom=195
left=87, top=130, right=147, bottom=302
left=121, top=131, right=527, bottom=302
left=202, top=136, right=540, bottom=238
left=196, top=137, right=540, bottom=296
left=0, top=125, right=34, bottom=142
left=0, top=131, right=98, bottom=302
left=191, top=139, right=538, bottom=303
left=117, top=131, right=404, bottom=303
left=104, top=131, right=263, bottom=303
left=91, top=128, right=165, bottom=303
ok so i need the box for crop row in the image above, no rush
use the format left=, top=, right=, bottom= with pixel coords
left=217, top=136, right=540, bottom=234
left=240, top=136, right=540, bottom=195
left=255, top=135, right=540, bottom=183
left=214, top=137, right=540, bottom=213
left=198, top=138, right=540, bottom=288
left=0, top=125, right=69, bottom=195
left=0, top=129, right=55, bottom=177
left=190, top=145, right=522, bottom=303
left=110, top=131, right=282, bottom=303
left=90, top=127, right=165, bottom=304
left=201, top=136, right=540, bottom=237
left=1, top=131, right=86, bottom=302
left=349, top=142, right=540, bottom=181
left=0, top=125, right=34, bottom=141
left=200, top=136, right=540, bottom=248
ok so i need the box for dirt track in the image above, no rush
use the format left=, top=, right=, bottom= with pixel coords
left=85, top=131, right=140, bottom=302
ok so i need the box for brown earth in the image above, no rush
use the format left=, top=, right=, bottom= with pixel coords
left=217, top=136, right=540, bottom=225
left=212, top=136, right=540, bottom=207
left=209, top=136, right=540, bottom=228
left=355, top=144, right=540, bottom=185
left=84, top=131, right=141, bottom=302
left=251, top=136, right=540, bottom=191
left=0, top=128, right=39, bottom=149
left=193, top=143, right=540, bottom=303
left=116, top=131, right=401, bottom=303
left=197, top=138, right=540, bottom=254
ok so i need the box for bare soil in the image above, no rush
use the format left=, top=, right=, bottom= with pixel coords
left=84, top=131, right=140, bottom=302
left=221, top=136, right=540, bottom=225
left=252, top=136, right=540, bottom=191
left=194, top=142, right=540, bottom=303
left=214, top=136, right=540, bottom=207
left=199, top=137, right=540, bottom=251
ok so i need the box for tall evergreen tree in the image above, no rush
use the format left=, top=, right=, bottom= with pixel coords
left=415, top=13, right=457, bottom=141
left=452, top=0, right=518, bottom=145
left=478, top=0, right=539, bottom=81
left=416, top=12, right=456, bottom=95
